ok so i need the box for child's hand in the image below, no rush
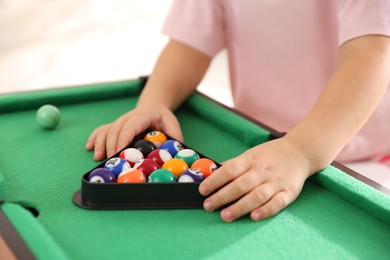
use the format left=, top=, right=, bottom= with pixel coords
left=199, top=136, right=311, bottom=222
left=85, top=101, right=183, bottom=161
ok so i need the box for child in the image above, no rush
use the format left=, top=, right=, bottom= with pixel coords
left=86, top=1, right=390, bottom=222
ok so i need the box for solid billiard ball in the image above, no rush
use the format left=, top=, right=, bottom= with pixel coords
left=133, top=158, right=160, bottom=178
left=148, top=169, right=176, bottom=183
left=160, top=140, right=183, bottom=157
left=117, top=168, right=145, bottom=183
left=191, top=158, right=218, bottom=178
left=178, top=169, right=205, bottom=183
left=133, top=139, right=157, bottom=157
left=175, top=149, right=200, bottom=167
left=88, top=168, right=116, bottom=183
left=146, top=149, right=172, bottom=166
left=144, top=131, right=168, bottom=148
left=119, top=148, right=144, bottom=167
left=36, top=104, right=61, bottom=130
left=104, top=157, right=131, bottom=178
left=162, top=158, right=189, bottom=178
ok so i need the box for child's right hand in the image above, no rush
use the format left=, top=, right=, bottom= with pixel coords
left=85, top=101, right=183, bottom=161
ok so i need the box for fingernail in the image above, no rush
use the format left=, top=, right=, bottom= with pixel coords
left=203, top=200, right=213, bottom=211
left=222, top=210, right=233, bottom=222
left=199, top=185, right=208, bottom=195
left=252, top=211, right=260, bottom=221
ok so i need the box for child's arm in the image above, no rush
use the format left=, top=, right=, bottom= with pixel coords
left=86, top=39, right=211, bottom=160
left=199, top=35, right=390, bottom=222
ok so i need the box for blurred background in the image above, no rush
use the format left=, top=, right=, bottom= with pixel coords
left=1, top=0, right=389, bottom=188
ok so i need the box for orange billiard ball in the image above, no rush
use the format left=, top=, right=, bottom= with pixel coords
left=144, top=131, right=168, bottom=148
left=162, top=158, right=189, bottom=178
left=117, top=168, right=146, bottom=183
left=191, top=158, right=218, bottom=178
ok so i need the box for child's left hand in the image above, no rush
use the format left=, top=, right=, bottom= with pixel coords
left=199, top=136, right=312, bottom=222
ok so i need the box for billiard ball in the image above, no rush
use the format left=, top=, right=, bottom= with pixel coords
left=104, top=157, right=131, bottom=178
left=133, top=158, right=160, bottom=178
left=88, top=168, right=116, bottom=183
left=146, top=149, right=172, bottom=166
left=36, top=104, right=61, bottom=130
left=149, top=169, right=176, bottom=183
left=191, top=158, right=218, bottom=178
left=175, top=149, right=200, bottom=167
left=178, top=169, right=205, bottom=183
left=144, top=131, right=168, bottom=148
left=117, top=168, right=145, bottom=183
left=162, top=158, right=189, bottom=178
left=160, top=140, right=183, bottom=157
left=133, top=139, right=157, bottom=157
left=119, top=148, right=144, bottom=167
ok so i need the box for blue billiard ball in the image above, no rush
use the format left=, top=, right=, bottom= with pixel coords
left=178, top=168, right=205, bottom=183
left=88, top=168, right=116, bottom=183
left=160, top=140, right=184, bottom=157
left=104, top=157, right=131, bottom=178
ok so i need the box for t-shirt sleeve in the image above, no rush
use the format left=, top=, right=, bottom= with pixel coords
left=162, top=0, right=225, bottom=57
left=338, top=0, right=390, bottom=45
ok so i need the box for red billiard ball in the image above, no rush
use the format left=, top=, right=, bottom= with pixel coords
left=133, top=158, right=160, bottom=178
left=191, top=158, right=218, bottom=178
left=119, top=148, right=144, bottom=167
left=162, top=158, right=189, bottom=178
left=117, top=168, right=145, bottom=183
left=144, top=130, right=168, bottom=148
left=178, top=169, right=205, bottom=183
left=147, top=149, right=172, bottom=166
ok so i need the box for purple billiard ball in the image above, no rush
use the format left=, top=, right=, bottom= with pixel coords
left=178, top=168, right=205, bottom=183
left=104, top=157, right=131, bottom=178
left=88, top=168, right=116, bottom=183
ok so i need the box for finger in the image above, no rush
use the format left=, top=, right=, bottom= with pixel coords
left=219, top=183, right=276, bottom=222
left=93, top=127, right=109, bottom=161
left=116, top=119, right=150, bottom=152
left=250, top=191, right=292, bottom=221
left=158, top=114, right=183, bottom=142
left=202, top=169, right=261, bottom=212
left=199, top=157, right=251, bottom=196
left=106, top=117, right=128, bottom=157
left=85, top=128, right=98, bottom=150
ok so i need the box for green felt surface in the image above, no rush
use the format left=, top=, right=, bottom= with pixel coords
left=1, top=79, right=390, bottom=259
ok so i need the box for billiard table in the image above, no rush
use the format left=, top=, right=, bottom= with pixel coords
left=1, top=78, right=390, bottom=259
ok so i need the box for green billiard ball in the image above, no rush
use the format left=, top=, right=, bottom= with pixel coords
left=36, top=104, right=61, bottom=130
left=148, top=169, right=176, bottom=183
left=175, top=149, right=200, bottom=167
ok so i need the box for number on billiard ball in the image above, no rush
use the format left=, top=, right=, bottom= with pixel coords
left=144, top=131, right=168, bottom=148
left=160, top=140, right=183, bottom=157
left=191, top=158, right=218, bottom=178
left=104, top=157, right=131, bottom=178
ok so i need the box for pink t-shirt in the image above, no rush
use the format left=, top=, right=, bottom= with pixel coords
left=162, top=0, right=390, bottom=162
